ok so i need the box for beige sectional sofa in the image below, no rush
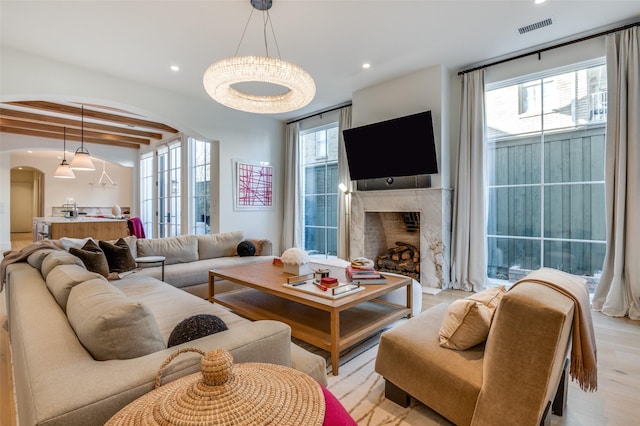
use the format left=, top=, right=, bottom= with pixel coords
left=126, top=230, right=273, bottom=299
left=4, top=238, right=327, bottom=426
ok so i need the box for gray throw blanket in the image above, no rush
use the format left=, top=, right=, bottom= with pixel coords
left=1, top=240, right=63, bottom=292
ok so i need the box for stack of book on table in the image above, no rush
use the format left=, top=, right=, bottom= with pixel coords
left=345, top=259, right=387, bottom=284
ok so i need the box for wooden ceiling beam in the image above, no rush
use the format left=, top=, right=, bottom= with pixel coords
left=0, top=126, right=143, bottom=150
left=0, top=118, right=150, bottom=145
left=7, top=101, right=179, bottom=133
left=0, top=108, right=164, bottom=139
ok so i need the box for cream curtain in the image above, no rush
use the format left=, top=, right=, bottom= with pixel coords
left=280, top=122, right=302, bottom=252
left=592, top=27, right=640, bottom=320
left=450, top=69, right=488, bottom=292
left=337, top=106, right=353, bottom=260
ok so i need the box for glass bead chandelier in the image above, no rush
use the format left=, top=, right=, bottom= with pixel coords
left=202, top=0, right=315, bottom=114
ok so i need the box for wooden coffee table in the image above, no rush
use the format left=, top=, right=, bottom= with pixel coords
left=208, top=261, right=412, bottom=375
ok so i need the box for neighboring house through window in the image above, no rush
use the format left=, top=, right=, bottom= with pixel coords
left=485, top=60, right=607, bottom=293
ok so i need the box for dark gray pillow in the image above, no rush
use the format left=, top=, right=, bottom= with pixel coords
left=99, top=238, right=137, bottom=273
left=69, top=239, right=109, bottom=277
left=168, top=314, right=228, bottom=347
left=236, top=240, right=256, bottom=257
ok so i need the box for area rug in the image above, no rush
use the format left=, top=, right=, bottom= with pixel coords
left=294, top=324, right=453, bottom=425
left=325, top=343, right=453, bottom=426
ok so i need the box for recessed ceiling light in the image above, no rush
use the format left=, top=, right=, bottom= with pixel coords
left=170, top=65, right=180, bottom=72
left=535, top=0, right=546, bottom=4
left=362, top=63, right=371, bottom=69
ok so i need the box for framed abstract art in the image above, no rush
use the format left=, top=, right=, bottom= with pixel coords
left=233, top=160, right=273, bottom=210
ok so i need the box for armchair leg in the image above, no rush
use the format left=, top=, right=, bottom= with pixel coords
left=384, top=379, right=410, bottom=408
left=552, top=358, right=569, bottom=416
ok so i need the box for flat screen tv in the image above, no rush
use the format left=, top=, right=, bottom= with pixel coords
left=342, top=110, right=438, bottom=181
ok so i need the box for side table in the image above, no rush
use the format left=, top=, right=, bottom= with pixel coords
left=135, top=256, right=166, bottom=281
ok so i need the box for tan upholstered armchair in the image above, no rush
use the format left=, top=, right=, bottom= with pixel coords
left=375, top=269, right=594, bottom=426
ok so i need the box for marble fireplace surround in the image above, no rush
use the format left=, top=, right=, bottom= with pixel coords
left=349, top=188, right=452, bottom=293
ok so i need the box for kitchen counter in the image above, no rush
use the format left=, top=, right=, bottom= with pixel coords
left=35, top=216, right=128, bottom=223
left=33, top=217, right=129, bottom=241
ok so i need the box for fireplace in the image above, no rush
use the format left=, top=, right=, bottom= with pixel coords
left=364, top=212, right=421, bottom=281
left=349, top=188, right=452, bottom=293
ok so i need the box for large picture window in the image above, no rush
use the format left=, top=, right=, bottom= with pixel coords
left=299, top=124, right=339, bottom=257
left=485, top=61, right=607, bottom=293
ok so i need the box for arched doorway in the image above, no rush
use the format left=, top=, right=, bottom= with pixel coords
left=10, top=167, right=44, bottom=244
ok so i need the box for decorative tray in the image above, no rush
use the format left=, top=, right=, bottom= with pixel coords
left=283, top=274, right=364, bottom=299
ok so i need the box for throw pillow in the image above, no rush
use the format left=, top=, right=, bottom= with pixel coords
left=66, top=278, right=166, bottom=360
left=70, top=239, right=110, bottom=277
left=236, top=240, right=256, bottom=257
left=45, top=264, right=105, bottom=312
left=467, top=285, right=507, bottom=312
left=439, top=299, right=493, bottom=350
left=167, top=314, right=228, bottom=347
left=99, top=238, right=137, bottom=273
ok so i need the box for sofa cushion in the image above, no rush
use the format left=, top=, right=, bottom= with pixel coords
left=70, top=239, right=110, bottom=277
left=46, top=264, right=105, bottom=312
left=59, top=237, right=95, bottom=251
left=197, top=231, right=244, bottom=260
left=137, top=235, right=199, bottom=265
left=99, top=238, right=137, bottom=273
left=439, top=299, right=493, bottom=350
left=66, top=278, right=166, bottom=360
left=167, top=314, right=228, bottom=347
left=26, top=248, right=57, bottom=270
left=40, top=250, right=84, bottom=279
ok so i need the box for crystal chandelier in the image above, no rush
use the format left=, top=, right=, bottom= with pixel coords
left=203, top=0, right=315, bottom=114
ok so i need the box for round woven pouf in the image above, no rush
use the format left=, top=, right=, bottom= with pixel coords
left=106, top=348, right=325, bottom=426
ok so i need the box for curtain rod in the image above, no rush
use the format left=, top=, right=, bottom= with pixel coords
left=286, top=101, right=352, bottom=125
left=458, top=20, right=639, bottom=76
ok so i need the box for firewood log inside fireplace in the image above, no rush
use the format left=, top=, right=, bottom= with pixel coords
left=375, top=241, right=420, bottom=281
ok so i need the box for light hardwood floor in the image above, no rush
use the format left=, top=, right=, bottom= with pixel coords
left=1, top=233, right=639, bottom=425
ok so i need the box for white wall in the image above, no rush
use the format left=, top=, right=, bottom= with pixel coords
left=0, top=48, right=285, bottom=252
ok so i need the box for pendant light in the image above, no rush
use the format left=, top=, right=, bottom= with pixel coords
left=202, top=0, right=315, bottom=114
left=53, top=127, right=76, bottom=179
left=70, top=105, right=96, bottom=171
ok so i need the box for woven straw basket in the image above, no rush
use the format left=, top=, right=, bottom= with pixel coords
left=105, top=348, right=325, bottom=426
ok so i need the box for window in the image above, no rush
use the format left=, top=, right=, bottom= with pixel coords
left=157, top=141, right=181, bottom=238
left=139, top=152, right=155, bottom=238
left=300, top=124, right=339, bottom=257
left=486, top=61, right=607, bottom=293
left=189, top=137, right=211, bottom=235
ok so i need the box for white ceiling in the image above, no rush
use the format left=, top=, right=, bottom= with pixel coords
left=1, top=0, right=639, bottom=121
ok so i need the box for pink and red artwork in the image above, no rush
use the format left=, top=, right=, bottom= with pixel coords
left=235, top=161, right=273, bottom=209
